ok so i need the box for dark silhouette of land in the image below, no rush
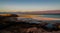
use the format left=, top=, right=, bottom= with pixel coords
left=0, top=14, right=60, bottom=33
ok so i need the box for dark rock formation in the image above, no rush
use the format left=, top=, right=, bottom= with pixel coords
left=0, top=14, right=60, bottom=33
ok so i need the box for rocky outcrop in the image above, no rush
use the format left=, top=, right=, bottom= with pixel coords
left=0, top=14, right=60, bottom=33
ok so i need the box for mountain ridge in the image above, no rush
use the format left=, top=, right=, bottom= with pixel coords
left=0, top=10, right=60, bottom=15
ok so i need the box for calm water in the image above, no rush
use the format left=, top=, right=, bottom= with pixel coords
left=37, top=15, right=60, bottom=18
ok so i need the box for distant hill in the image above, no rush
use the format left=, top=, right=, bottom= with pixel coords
left=23, top=10, right=60, bottom=15
left=0, top=10, right=60, bottom=15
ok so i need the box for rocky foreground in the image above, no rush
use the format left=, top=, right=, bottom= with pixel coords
left=0, top=14, right=60, bottom=33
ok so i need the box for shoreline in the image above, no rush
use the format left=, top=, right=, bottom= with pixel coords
left=17, top=15, right=60, bottom=20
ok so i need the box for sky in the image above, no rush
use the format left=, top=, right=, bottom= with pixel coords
left=0, top=0, right=60, bottom=12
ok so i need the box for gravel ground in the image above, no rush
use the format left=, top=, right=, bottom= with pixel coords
left=0, top=24, right=60, bottom=33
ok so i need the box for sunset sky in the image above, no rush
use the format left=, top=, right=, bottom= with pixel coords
left=0, top=0, right=60, bottom=12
